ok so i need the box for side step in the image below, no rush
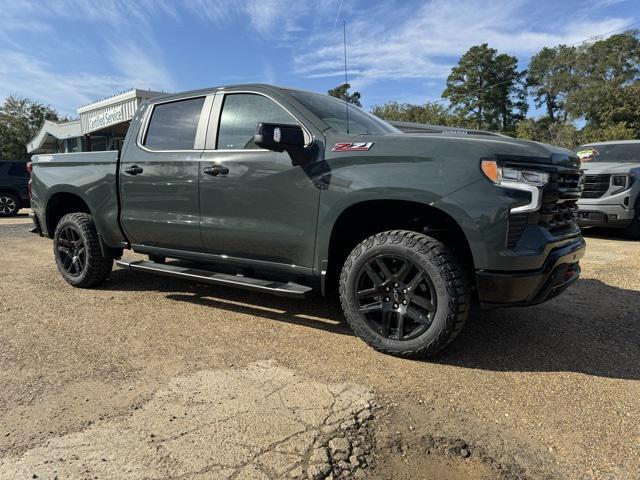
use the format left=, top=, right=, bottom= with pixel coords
left=115, top=259, right=313, bottom=298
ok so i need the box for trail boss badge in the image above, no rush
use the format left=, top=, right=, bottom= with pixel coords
left=332, top=142, right=374, bottom=152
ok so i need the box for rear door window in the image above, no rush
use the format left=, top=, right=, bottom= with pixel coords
left=217, top=94, right=295, bottom=150
left=144, top=97, right=205, bottom=150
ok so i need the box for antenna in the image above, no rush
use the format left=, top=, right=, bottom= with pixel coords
left=343, top=19, right=349, bottom=134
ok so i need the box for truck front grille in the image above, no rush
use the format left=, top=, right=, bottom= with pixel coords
left=582, top=174, right=610, bottom=198
left=507, top=170, right=583, bottom=248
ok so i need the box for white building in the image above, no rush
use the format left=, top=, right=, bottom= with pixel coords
left=28, top=89, right=163, bottom=155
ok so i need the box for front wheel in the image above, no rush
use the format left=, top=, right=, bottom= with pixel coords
left=339, top=230, right=472, bottom=358
left=53, top=213, right=113, bottom=288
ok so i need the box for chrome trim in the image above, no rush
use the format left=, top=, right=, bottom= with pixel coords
left=208, top=90, right=313, bottom=151
left=194, top=95, right=215, bottom=150
left=136, top=93, right=211, bottom=154
left=500, top=181, right=542, bottom=213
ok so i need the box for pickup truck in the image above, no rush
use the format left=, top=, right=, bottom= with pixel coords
left=29, top=84, right=586, bottom=357
left=576, top=141, right=640, bottom=239
left=0, top=160, right=30, bottom=216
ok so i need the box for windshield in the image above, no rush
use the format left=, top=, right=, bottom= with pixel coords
left=286, top=89, right=400, bottom=135
left=576, top=143, right=640, bottom=164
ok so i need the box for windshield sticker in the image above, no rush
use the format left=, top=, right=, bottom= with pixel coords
left=332, top=142, right=374, bottom=152
left=576, top=148, right=599, bottom=163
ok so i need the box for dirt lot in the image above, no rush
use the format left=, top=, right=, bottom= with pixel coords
left=1, top=211, right=639, bottom=480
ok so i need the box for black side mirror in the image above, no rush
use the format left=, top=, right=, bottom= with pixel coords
left=254, top=123, right=312, bottom=165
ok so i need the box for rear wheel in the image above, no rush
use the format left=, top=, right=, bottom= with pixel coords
left=53, top=213, right=113, bottom=288
left=0, top=192, right=20, bottom=217
left=339, top=230, right=471, bottom=358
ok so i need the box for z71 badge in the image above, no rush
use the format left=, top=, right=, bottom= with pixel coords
left=332, top=142, right=374, bottom=152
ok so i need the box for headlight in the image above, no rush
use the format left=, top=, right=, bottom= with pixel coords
left=480, top=160, right=549, bottom=213
left=480, top=160, right=550, bottom=187
left=610, top=173, right=635, bottom=194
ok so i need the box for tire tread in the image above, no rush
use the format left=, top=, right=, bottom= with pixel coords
left=339, top=230, right=471, bottom=357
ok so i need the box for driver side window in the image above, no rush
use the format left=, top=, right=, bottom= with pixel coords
left=217, top=94, right=296, bottom=150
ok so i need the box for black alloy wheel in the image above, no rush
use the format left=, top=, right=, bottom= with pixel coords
left=355, top=254, right=437, bottom=341
left=56, top=225, right=87, bottom=277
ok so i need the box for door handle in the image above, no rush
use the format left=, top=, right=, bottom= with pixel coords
left=203, top=165, right=229, bottom=177
left=124, top=165, right=144, bottom=175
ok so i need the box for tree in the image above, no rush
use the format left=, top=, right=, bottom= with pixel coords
left=0, top=96, right=60, bottom=160
left=370, top=101, right=465, bottom=126
left=567, top=32, right=640, bottom=131
left=515, top=118, right=580, bottom=149
left=442, top=44, right=527, bottom=132
left=527, top=45, right=578, bottom=122
left=327, top=83, right=362, bottom=107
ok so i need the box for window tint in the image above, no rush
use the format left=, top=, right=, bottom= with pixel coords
left=217, top=94, right=296, bottom=150
left=144, top=97, right=205, bottom=150
left=576, top=143, right=640, bottom=163
left=7, top=162, right=28, bottom=177
left=287, top=89, right=399, bottom=135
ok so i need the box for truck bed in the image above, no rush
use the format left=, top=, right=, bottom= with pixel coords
left=31, top=151, right=124, bottom=246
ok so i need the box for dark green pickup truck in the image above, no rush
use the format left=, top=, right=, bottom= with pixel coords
left=30, top=84, right=586, bottom=357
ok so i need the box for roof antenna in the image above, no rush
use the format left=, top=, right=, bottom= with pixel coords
left=343, top=19, right=350, bottom=134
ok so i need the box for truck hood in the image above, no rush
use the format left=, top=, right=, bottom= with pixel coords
left=579, top=162, right=640, bottom=174
left=363, top=132, right=580, bottom=169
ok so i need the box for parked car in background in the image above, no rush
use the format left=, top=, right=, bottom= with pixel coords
left=576, top=141, right=640, bottom=239
left=0, top=160, right=30, bottom=217
left=29, top=84, right=586, bottom=357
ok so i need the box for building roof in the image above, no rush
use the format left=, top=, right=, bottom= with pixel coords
left=77, top=89, right=165, bottom=114
left=27, top=119, right=82, bottom=153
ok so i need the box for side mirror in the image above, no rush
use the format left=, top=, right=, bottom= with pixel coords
left=254, top=123, right=311, bottom=165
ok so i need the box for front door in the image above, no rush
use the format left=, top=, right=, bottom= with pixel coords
left=120, top=95, right=212, bottom=250
left=198, top=92, right=321, bottom=268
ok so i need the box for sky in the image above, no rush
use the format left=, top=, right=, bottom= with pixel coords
left=0, top=0, right=637, bottom=118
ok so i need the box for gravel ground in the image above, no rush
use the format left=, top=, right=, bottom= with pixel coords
left=0, top=215, right=639, bottom=479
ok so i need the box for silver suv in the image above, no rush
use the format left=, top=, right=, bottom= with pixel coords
left=576, top=141, right=640, bottom=239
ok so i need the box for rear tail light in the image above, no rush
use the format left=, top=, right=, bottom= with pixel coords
left=27, top=162, right=33, bottom=198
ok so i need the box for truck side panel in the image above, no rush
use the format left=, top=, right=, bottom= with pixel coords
left=31, top=151, right=126, bottom=246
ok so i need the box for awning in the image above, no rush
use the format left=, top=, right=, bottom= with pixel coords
left=27, top=120, right=82, bottom=153
left=77, top=89, right=163, bottom=135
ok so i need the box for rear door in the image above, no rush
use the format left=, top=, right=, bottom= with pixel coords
left=120, top=94, right=213, bottom=250
left=198, top=91, right=322, bottom=268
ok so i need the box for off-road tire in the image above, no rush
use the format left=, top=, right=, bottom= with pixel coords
left=0, top=191, right=21, bottom=217
left=339, top=230, right=472, bottom=358
left=53, top=213, right=113, bottom=288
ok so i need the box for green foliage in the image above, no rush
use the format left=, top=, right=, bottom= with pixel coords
left=527, top=45, right=578, bottom=122
left=327, top=83, right=362, bottom=107
left=0, top=96, right=60, bottom=160
left=567, top=32, right=640, bottom=132
left=442, top=43, right=527, bottom=132
left=580, top=122, right=636, bottom=144
left=515, top=118, right=580, bottom=149
left=370, top=101, right=465, bottom=127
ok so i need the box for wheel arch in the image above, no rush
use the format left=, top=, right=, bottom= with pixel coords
left=45, top=190, right=92, bottom=239
left=320, top=199, right=475, bottom=295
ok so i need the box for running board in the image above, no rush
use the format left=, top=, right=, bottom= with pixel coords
left=115, top=259, right=313, bottom=298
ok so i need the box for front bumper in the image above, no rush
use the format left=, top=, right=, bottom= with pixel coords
left=577, top=203, right=634, bottom=228
left=476, top=236, right=586, bottom=307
